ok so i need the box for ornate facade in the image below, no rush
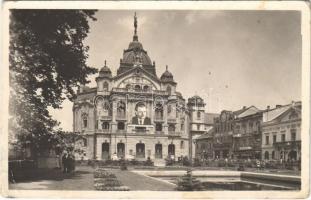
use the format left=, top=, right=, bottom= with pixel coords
left=73, top=14, right=190, bottom=163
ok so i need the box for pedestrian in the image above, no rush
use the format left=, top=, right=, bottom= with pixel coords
left=62, top=152, right=68, bottom=173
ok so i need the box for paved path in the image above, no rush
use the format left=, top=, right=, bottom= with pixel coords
left=111, top=169, right=176, bottom=191
left=10, top=166, right=94, bottom=190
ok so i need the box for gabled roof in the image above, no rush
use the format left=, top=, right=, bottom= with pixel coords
left=262, top=102, right=301, bottom=123
left=113, top=65, right=161, bottom=84
left=263, top=104, right=291, bottom=123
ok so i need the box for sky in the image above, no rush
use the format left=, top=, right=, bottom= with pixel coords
left=49, top=10, right=302, bottom=131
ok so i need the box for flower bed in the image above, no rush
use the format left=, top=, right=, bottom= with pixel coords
left=93, top=168, right=130, bottom=191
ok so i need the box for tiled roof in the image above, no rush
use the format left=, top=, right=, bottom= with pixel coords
left=263, top=104, right=291, bottom=123
left=237, top=106, right=260, bottom=118
left=196, top=128, right=214, bottom=140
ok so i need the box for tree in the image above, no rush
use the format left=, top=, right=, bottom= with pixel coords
left=9, top=10, right=97, bottom=157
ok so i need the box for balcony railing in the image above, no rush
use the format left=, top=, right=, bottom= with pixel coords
left=168, top=131, right=180, bottom=136
left=96, top=129, right=111, bottom=134
left=167, top=118, right=177, bottom=123
left=127, top=124, right=154, bottom=134
left=112, top=88, right=168, bottom=95
left=99, top=116, right=112, bottom=121
left=273, top=140, right=301, bottom=149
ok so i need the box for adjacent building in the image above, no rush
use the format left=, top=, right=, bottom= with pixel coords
left=232, top=106, right=262, bottom=159
left=212, top=110, right=242, bottom=159
left=261, top=102, right=301, bottom=161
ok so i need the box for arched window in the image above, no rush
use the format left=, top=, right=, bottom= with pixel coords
left=103, top=82, right=109, bottom=91
left=155, top=103, right=163, bottom=119
left=126, top=84, right=131, bottom=90
left=82, top=113, right=88, bottom=128
left=166, top=86, right=172, bottom=95
left=143, top=85, right=149, bottom=91
left=117, top=101, right=126, bottom=117
left=134, top=85, right=141, bottom=91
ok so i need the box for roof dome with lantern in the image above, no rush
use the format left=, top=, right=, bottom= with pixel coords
left=160, top=65, right=175, bottom=83
left=187, top=95, right=205, bottom=107
left=117, top=13, right=156, bottom=76
left=98, top=60, right=112, bottom=78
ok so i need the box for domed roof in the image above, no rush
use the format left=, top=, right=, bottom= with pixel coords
left=98, top=60, right=112, bottom=78
left=122, top=50, right=152, bottom=66
left=160, top=65, right=174, bottom=83
left=188, top=95, right=205, bottom=106
left=128, top=40, right=143, bottom=50
left=117, top=13, right=156, bottom=76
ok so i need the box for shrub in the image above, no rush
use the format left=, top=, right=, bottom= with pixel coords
left=176, top=168, right=203, bottom=191
left=144, top=157, right=154, bottom=166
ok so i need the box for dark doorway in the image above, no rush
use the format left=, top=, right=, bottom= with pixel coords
left=136, top=143, right=145, bottom=158
left=117, top=143, right=125, bottom=158
left=155, top=144, right=162, bottom=159
left=168, top=144, right=175, bottom=158
left=102, top=143, right=110, bottom=160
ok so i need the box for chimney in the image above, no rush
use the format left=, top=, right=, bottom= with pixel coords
left=275, top=105, right=282, bottom=108
left=267, top=105, right=270, bottom=110
left=243, top=106, right=246, bottom=110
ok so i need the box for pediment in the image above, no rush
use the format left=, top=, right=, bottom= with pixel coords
left=113, top=66, right=161, bottom=90
left=278, top=107, right=301, bottom=122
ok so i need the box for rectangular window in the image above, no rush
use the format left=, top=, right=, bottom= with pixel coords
left=281, top=134, right=286, bottom=142
left=291, top=130, right=296, bottom=141
left=273, top=135, right=276, bottom=143
left=197, top=124, right=200, bottom=130
left=265, top=135, right=269, bottom=145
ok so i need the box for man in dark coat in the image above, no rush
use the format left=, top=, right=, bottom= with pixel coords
left=62, top=152, right=68, bottom=173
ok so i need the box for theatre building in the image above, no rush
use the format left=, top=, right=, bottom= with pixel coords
left=72, top=14, right=189, bottom=163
